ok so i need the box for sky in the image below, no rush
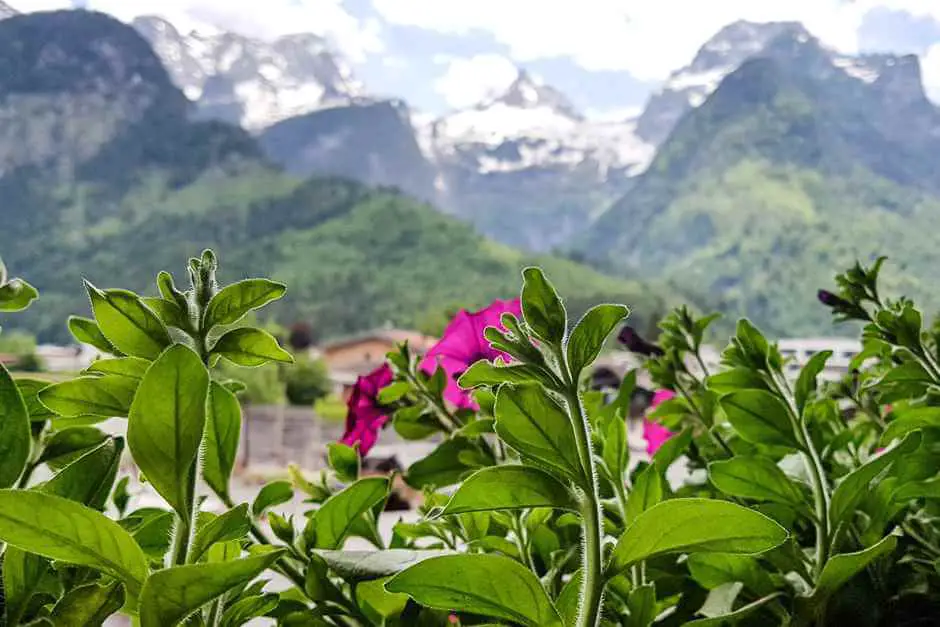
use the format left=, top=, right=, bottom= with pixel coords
left=14, top=0, right=940, bottom=116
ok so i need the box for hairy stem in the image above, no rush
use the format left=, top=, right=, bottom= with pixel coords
left=769, top=374, right=830, bottom=579
left=558, top=353, right=604, bottom=627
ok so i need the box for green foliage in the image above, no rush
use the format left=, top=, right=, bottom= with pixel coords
left=2, top=250, right=940, bottom=626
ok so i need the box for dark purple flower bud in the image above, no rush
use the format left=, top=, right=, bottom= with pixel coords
left=617, top=326, right=664, bottom=357
left=817, top=289, right=851, bottom=309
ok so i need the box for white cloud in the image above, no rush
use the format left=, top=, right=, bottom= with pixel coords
left=11, top=0, right=72, bottom=10
left=372, top=0, right=872, bottom=80
left=434, top=53, right=519, bottom=109
left=921, top=42, right=940, bottom=100
left=22, top=0, right=384, bottom=62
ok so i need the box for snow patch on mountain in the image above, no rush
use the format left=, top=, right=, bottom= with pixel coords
left=427, top=70, right=653, bottom=176
left=0, top=1, right=17, bottom=19
left=133, top=15, right=363, bottom=131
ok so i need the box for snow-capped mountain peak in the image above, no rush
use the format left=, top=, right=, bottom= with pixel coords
left=488, top=69, right=583, bottom=120
left=636, top=20, right=905, bottom=144
left=426, top=67, right=652, bottom=176
left=133, top=14, right=363, bottom=131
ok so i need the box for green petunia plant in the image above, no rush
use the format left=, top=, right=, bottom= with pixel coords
left=0, top=252, right=937, bottom=626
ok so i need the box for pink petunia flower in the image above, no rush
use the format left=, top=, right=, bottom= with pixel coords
left=341, top=364, right=394, bottom=456
left=643, top=389, right=676, bottom=456
left=421, top=299, right=522, bottom=408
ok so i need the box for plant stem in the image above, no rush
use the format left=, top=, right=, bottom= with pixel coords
left=217, top=491, right=309, bottom=591
left=768, top=374, right=830, bottom=579
left=170, top=464, right=199, bottom=566
left=674, top=380, right=734, bottom=457
left=558, top=353, right=604, bottom=627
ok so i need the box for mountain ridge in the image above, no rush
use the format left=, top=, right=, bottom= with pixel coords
left=0, top=8, right=673, bottom=343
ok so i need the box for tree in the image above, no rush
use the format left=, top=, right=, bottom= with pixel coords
left=284, top=357, right=332, bottom=406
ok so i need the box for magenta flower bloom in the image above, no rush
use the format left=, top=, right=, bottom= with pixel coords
left=421, top=299, right=522, bottom=408
left=643, top=389, right=676, bottom=456
left=341, top=364, right=394, bottom=456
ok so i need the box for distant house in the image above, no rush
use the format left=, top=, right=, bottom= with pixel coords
left=320, top=328, right=437, bottom=393
left=777, top=337, right=862, bottom=381
left=36, top=344, right=103, bottom=372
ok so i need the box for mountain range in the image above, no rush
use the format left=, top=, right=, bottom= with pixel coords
left=3, top=7, right=940, bottom=338
left=0, top=9, right=679, bottom=343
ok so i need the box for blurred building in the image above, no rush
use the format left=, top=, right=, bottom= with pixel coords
left=319, top=328, right=437, bottom=393
left=777, top=337, right=862, bottom=382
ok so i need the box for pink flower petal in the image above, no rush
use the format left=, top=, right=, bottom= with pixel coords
left=643, top=389, right=677, bottom=456
left=340, top=364, right=393, bottom=456
left=421, top=298, right=521, bottom=409
left=643, top=419, right=674, bottom=456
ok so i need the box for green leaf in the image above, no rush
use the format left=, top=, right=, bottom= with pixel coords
left=0, top=490, right=148, bottom=599
left=684, top=593, right=782, bottom=626
left=600, top=412, right=629, bottom=480
left=314, top=549, right=449, bottom=581
left=687, top=554, right=771, bottom=594
left=86, top=283, right=171, bottom=360
left=626, top=583, right=657, bottom=627
left=191, top=504, right=252, bottom=562
left=458, top=360, right=545, bottom=389
left=556, top=570, right=582, bottom=627
left=219, top=594, right=279, bottom=627
left=625, top=465, right=666, bottom=522
left=567, top=304, right=629, bottom=378
left=253, top=481, right=294, bottom=517
left=386, top=554, right=563, bottom=627
left=455, top=418, right=496, bottom=438
left=203, top=381, right=242, bottom=498
left=652, top=427, right=693, bottom=472
left=205, top=279, right=287, bottom=328
left=15, top=378, right=56, bottom=421
left=441, top=466, right=577, bottom=515
left=608, top=499, right=788, bottom=576
left=0, top=364, right=31, bottom=487
left=358, top=577, right=409, bottom=624
left=67, top=316, right=118, bottom=355
left=495, top=385, right=583, bottom=484
left=0, top=277, right=38, bottom=312
left=138, top=548, right=285, bottom=627
left=41, top=437, right=124, bottom=508
left=709, top=457, right=804, bottom=507
left=894, top=477, right=940, bottom=501
left=829, top=432, right=922, bottom=527
left=521, top=267, right=567, bottom=346
left=879, top=407, right=940, bottom=445
left=2, top=547, right=47, bottom=625
left=84, top=357, right=150, bottom=381
left=38, top=375, right=136, bottom=418
left=377, top=381, right=410, bottom=404
left=38, top=426, right=108, bottom=467
left=127, top=344, right=209, bottom=519
left=312, top=477, right=389, bottom=549
left=50, top=582, right=124, bottom=627
left=142, top=297, right=189, bottom=330
left=794, top=351, right=832, bottom=413
left=328, top=442, right=360, bottom=482
left=811, top=534, right=898, bottom=604
left=706, top=369, right=769, bottom=395
left=404, top=437, right=480, bottom=489
left=718, top=390, right=799, bottom=449
left=212, top=328, right=293, bottom=366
